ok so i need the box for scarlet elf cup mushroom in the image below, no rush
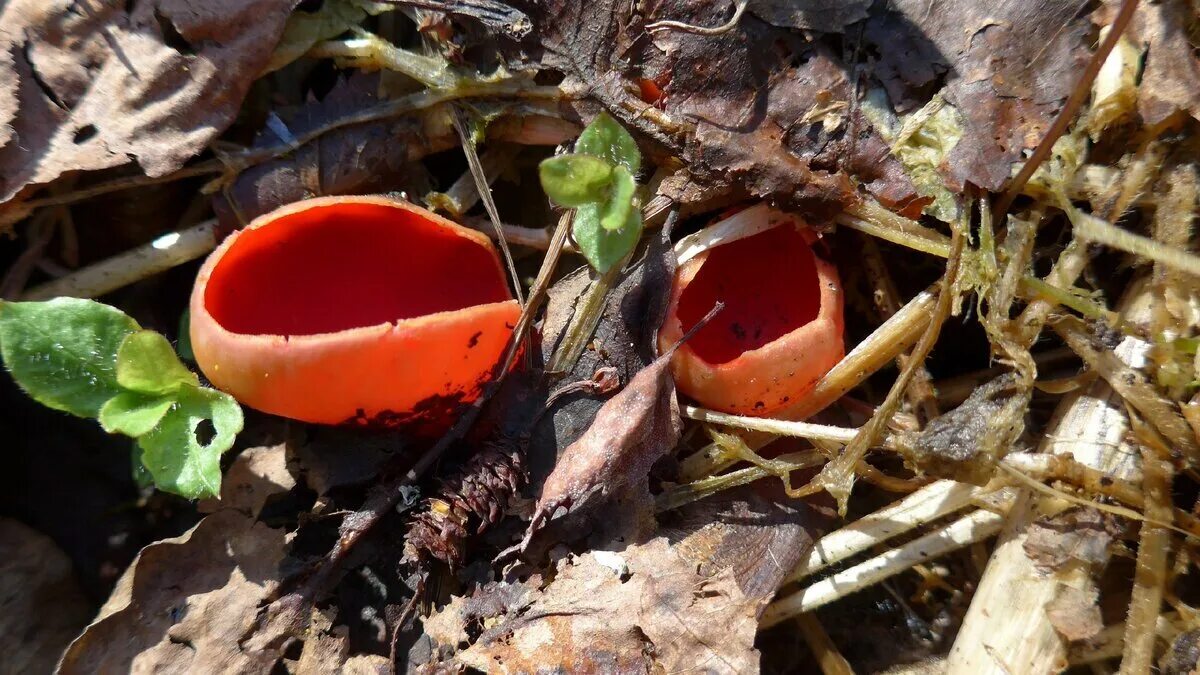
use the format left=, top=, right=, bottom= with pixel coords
left=189, top=195, right=519, bottom=435
left=658, top=204, right=844, bottom=416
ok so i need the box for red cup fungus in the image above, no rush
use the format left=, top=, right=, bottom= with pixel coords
left=189, top=195, right=519, bottom=435
left=658, top=204, right=844, bottom=416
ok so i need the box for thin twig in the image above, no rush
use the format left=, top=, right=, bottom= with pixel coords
left=451, top=107, right=526, bottom=307
left=646, top=0, right=748, bottom=35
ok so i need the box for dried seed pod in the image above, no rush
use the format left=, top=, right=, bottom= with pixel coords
left=190, top=195, right=519, bottom=435
left=659, top=205, right=844, bottom=416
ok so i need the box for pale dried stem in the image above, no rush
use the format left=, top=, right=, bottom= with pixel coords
left=947, top=278, right=1156, bottom=674
left=789, top=479, right=985, bottom=581
left=860, top=234, right=940, bottom=420
left=795, top=614, right=856, bottom=675
left=646, top=0, right=748, bottom=35
left=22, top=221, right=219, bottom=300
left=812, top=218, right=965, bottom=514
left=762, top=506, right=1008, bottom=626
left=1120, top=449, right=1174, bottom=673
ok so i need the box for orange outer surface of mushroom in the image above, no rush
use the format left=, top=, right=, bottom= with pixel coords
left=190, top=195, right=519, bottom=435
left=658, top=213, right=844, bottom=416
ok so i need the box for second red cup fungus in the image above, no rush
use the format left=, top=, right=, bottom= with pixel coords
left=189, top=195, right=519, bottom=435
left=658, top=205, right=844, bottom=416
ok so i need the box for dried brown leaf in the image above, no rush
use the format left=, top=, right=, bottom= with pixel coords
left=864, top=0, right=1092, bottom=189
left=1127, top=0, right=1200, bottom=125
left=0, top=519, right=90, bottom=675
left=429, top=538, right=762, bottom=674
left=60, top=510, right=289, bottom=674
left=0, top=0, right=296, bottom=228
left=746, top=0, right=870, bottom=33
left=199, top=443, right=296, bottom=518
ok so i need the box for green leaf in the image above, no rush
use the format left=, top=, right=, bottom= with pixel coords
left=116, top=330, right=198, bottom=395
left=538, top=154, right=614, bottom=207
left=0, top=298, right=139, bottom=418
left=575, top=112, right=641, bottom=174
left=176, top=310, right=195, bottom=362
left=600, top=165, right=637, bottom=231
left=137, top=386, right=244, bottom=500
left=100, top=391, right=175, bottom=437
left=573, top=202, right=644, bottom=273
left=131, top=444, right=155, bottom=489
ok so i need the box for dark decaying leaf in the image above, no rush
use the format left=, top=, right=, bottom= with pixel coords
left=0, top=0, right=297, bottom=229
left=422, top=538, right=763, bottom=674
left=515, top=229, right=680, bottom=549
left=1045, top=585, right=1103, bottom=643
left=1022, top=507, right=1123, bottom=573
left=863, top=0, right=1091, bottom=190
left=905, top=373, right=1030, bottom=484
left=746, top=0, right=871, bottom=33
left=60, top=509, right=289, bottom=674
left=213, top=73, right=438, bottom=230
left=1126, top=0, right=1200, bottom=126
left=0, top=519, right=91, bottom=675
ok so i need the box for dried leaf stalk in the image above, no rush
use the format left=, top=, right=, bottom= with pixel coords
left=1119, top=448, right=1175, bottom=673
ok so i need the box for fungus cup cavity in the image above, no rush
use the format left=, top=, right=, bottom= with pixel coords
left=659, top=206, right=844, bottom=416
left=190, top=195, right=519, bottom=435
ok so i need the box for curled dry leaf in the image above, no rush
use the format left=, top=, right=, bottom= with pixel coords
left=1022, top=507, right=1123, bottom=573
left=1045, top=584, right=1104, bottom=643
left=1124, top=0, right=1200, bottom=125
left=905, top=373, right=1030, bottom=484
left=0, top=519, right=90, bottom=675
left=198, top=444, right=297, bottom=518
left=60, top=510, right=289, bottom=674
left=426, top=538, right=762, bottom=674
left=213, top=73, right=437, bottom=230
left=863, top=0, right=1091, bottom=189
left=0, top=0, right=296, bottom=229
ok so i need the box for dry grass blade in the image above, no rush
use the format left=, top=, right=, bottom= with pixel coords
left=451, top=108, right=525, bottom=306
left=796, top=614, right=855, bottom=675
left=1120, top=448, right=1174, bottom=673
left=762, top=506, right=1008, bottom=626
left=789, top=479, right=984, bottom=581
left=1071, top=207, right=1200, bottom=278
left=811, top=212, right=966, bottom=514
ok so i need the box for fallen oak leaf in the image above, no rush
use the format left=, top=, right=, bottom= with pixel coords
left=511, top=302, right=723, bottom=556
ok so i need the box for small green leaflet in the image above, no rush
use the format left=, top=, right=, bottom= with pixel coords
left=138, top=387, right=243, bottom=500
left=117, top=330, right=198, bottom=394
left=0, top=298, right=243, bottom=500
left=573, top=202, right=644, bottom=273
left=575, top=111, right=642, bottom=174
left=539, top=154, right=613, bottom=206
left=538, top=112, right=645, bottom=273
left=100, top=391, right=175, bottom=437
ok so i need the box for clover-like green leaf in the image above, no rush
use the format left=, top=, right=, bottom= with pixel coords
left=100, top=391, right=175, bottom=437
left=116, top=329, right=198, bottom=395
left=137, top=385, right=243, bottom=500
left=539, top=154, right=614, bottom=207
left=0, top=298, right=139, bottom=418
left=572, top=202, right=644, bottom=273
left=600, top=165, right=637, bottom=231
left=575, top=111, right=641, bottom=174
